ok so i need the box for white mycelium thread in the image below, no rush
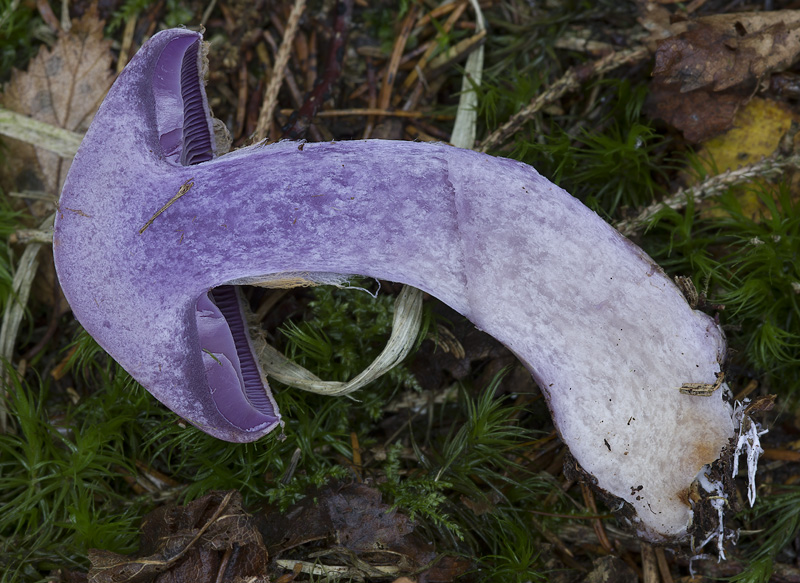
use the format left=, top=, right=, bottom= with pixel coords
left=732, top=399, right=767, bottom=508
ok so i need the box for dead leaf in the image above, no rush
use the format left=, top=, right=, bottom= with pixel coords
left=689, top=97, right=800, bottom=221
left=0, top=7, right=114, bottom=317
left=646, top=83, right=748, bottom=143
left=699, top=97, right=798, bottom=173
left=0, top=6, right=114, bottom=200
left=664, top=12, right=800, bottom=92
left=646, top=11, right=800, bottom=142
left=583, top=556, right=637, bottom=583
left=258, top=482, right=441, bottom=579
left=88, top=491, right=269, bottom=583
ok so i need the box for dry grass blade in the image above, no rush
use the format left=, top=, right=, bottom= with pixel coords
left=0, top=214, right=54, bottom=432
left=641, top=543, right=660, bottom=583
left=403, top=1, right=468, bottom=89
left=451, top=0, right=485, bottom=149
left=255, top=286, right=423, bottom=396
left=0, top=107, right=82, bottom=158
left=377, top=5, right=419, bottom=112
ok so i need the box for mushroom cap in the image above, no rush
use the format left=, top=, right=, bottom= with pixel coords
left=54, top=29, right=733, bottom=540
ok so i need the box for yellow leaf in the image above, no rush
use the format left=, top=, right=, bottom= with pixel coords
left=695, top=97, right=799, bottom=220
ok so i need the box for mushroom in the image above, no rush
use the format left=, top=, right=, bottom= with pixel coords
left=53, top=29, right=734, bottom=542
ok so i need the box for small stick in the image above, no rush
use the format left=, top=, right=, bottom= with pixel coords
left=36, top=0, right=61, bottom=32
left=139, top=178, right=194, bottom=234
left=655, top=547, right=674, bottom=583
left=200, top=0, right=217, bottom=27
left=280, top=107, right=449, bottom=119
left=307, top=29, right=318, bottom=91
left=580, top=481, right=614, bottom=554
left=348, top=42, right=433, bottom=101
left=403, top=1, right=467, bottom=88
left=253, top=0, right=307, bottom=142
left=377, top=5, right=419, bottom=112
left=424, top=29, right=486, bottom=75
left=235, top=58, right=248, bottom=139
left=294, top=30, right=309, bottom=89
left=116, top=16, right=138, bottom=73
left=350, top=431, right=363, bottom=482
left=362, top=57, right=377, bottom=139
left=416, top=1, right=462, bottom=29
left=480, top=45, right=649, bottom=152
left=641, top=543, right=660, bottom=583
left=281, top=0, right=353, bottom=140
left=530, top=515, right=575, bottom=560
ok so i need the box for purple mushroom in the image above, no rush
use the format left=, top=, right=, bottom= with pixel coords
left=54, top=29, right=734, bottom=541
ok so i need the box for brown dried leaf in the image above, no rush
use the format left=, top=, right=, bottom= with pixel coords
left=258, top=482, right=438, bottom=577
left=647, top=10, right=800, bottom=142
left=88, top=491, right=269, bottom=583
left=659, top=12, right=800, bottom=92
left=0, top=7, right=114, bottom=198
left=646, top=83, right=747, bottom=143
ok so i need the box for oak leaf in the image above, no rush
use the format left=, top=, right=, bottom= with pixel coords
left=0, top=7, right=114, bottom=199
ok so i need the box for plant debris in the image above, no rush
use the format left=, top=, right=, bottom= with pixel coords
left=256, top=481, right=469, bottom=581
left=0, top=7, right=114, bottom=198
left=87, top=491, right=268, bottom=583
left=647, top=10, right=800, bottom=142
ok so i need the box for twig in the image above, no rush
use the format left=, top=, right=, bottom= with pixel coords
left=615, top=153, right=800, bottom=237
left=235, top=59, right=248, bottom=139
left=9, top=229, right=54, bottom=245
left=281, top=0, right=354, bottom=140
left=655, top=547, right=674, bottom=583
left=92, top=491, right=235, bottom=575
left=306, top=30, right=318, bottom=90
left=116, top=16, right=138, bottom=73
left=580, top=481, right=614, bottom=554
left=60, top=0, right=70, bottom=32
left=479, top=45, right=649, bottom=152
left=350, top=431, right=363, bottom=482
left=139, top=178, right=194, bottom=234
left=424, top=29, right=486, bottom=75
left=641, top=543, right=660, bottom=583
left=403, top=1, right=467, bottom=89
left=531, top=515, right=574, bottom=558
left=36, top=0, right=61, bottom=32
left=415, top=1, right=462, bottom=29
left=348, top=42, right=433, bottom=101
left=200, top=0, right=217, bottom=27
left=362, top=57, right=377, bottom=139
left=280, top=107, right=449, bottom=119
left=253, top=0, right=306, bottom=142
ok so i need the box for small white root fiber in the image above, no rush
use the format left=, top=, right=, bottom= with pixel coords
left=732, top=399, right=768, bottom=508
